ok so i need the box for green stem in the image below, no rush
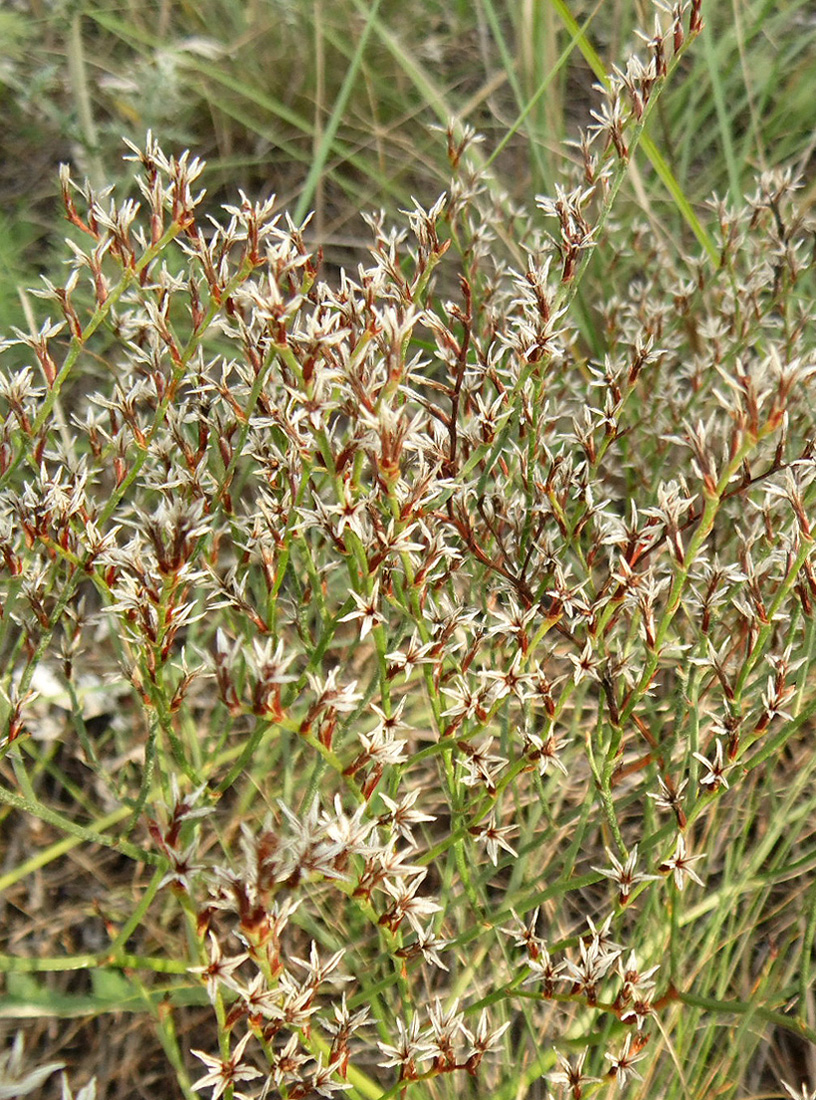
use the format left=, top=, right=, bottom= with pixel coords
left=0, top=952, right=189, bottom=974
left=0, top=804, right=131, bottom=892
left=676, top=989, right=816, bottom=1046
left=0, top=783, right=162, bottom=866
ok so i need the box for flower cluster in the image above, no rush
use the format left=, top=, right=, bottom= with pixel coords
left=2, top=1, right=815, bottom=1097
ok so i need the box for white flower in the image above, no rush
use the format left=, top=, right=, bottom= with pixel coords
left=382, top=870, right=443, bottom=931
left=338, top=580, right=384, bottom=640
left=547, top=1049, right=600, bottom=1092
left=605, top=1034, right=648, bottom=1087
left=659, top=834, right=705, bottom=890
left=188, top=931, right=248, bottom=1002
left=60, top=1074, right=98, bottom=1100
left=191, top=1031, right=261, bottom=1100
left=0, top=1033, right=65, bottom=1100
left=591, top=844, right=659, bottom=903
left=782, top=1082, right=816, bottom=1100
left=470, top=811, right=518, bottom=866
left=377, top=1017, right=434, bottom=1070
left=692, top=739, right=731, bottom=791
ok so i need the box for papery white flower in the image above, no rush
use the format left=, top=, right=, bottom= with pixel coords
left=470, top=811, right=518, bottom=866
left=0, top=1033, right=65, bottom=1100
left=605, top=1033, right=648, bottom=1088
left=377, top=1016, right=435, bottom=1069
left=660, top=834, right=705, bottom=890
left=591, top=844, right=659, bottom=903
left=338, top=580, right=384, bottom=640
left=191, top=1031, right=261, bottom=1099
left=547, top=1049, right=600, bottom=1092
left=188, top=931, right=248, bottom=1002
left=692, top=739, right=731, bottom=791
left=782, top=1082, right=816, bottom=1100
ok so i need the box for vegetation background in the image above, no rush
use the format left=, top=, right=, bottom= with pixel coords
left=2, top=0, right=815, bottom=325
left=2, top=1, right=816, bottom=1098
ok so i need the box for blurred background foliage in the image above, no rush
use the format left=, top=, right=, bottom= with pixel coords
left=1, top=0, right=815, bottom=325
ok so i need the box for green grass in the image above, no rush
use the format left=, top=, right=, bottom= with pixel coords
left=2, top=0, right=814, bottom=311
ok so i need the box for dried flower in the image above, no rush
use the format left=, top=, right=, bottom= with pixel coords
left=0, top=1033, right=65, bottom=1099
left=191, top=1032, right=262, bottom=1100
left=592, top=844, right=659, bottom=904
left=660, top=834, right=706, bottom=890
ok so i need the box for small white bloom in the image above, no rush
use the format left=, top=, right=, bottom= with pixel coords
left=660, top=834, right=705, bottom=890
left=0, top=1033, right=65, bottom=1100
left=191, top=1030, right=261, bottom=1099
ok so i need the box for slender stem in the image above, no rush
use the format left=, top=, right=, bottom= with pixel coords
left=676, top=989, right=816, bottom=1046
left=0, top=783, right=162, bottom=866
